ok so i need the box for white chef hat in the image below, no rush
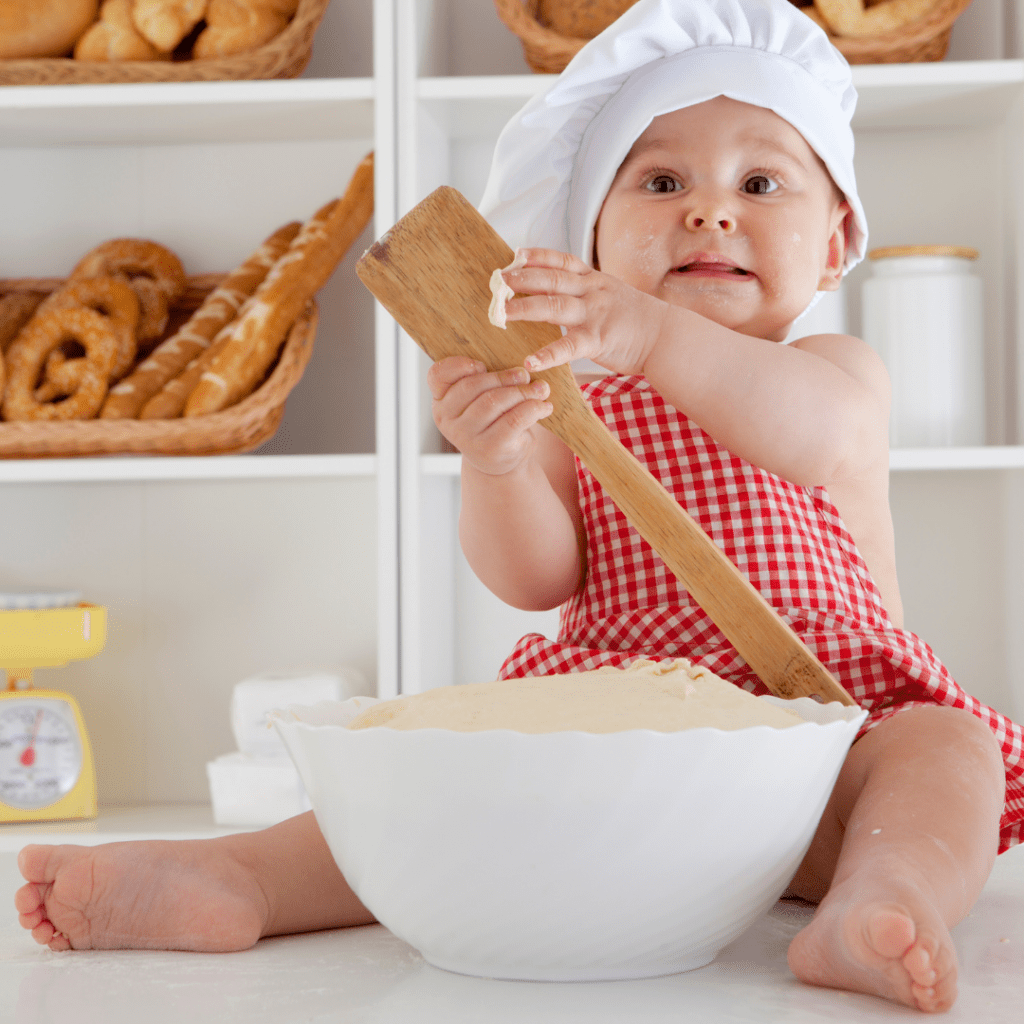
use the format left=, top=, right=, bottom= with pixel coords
left=479, top=0, right=867, bottom=277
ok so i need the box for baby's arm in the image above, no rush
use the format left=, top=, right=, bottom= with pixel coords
left=503, top=250, right=890, bottom=489
left=429, top=356, right=585, bottom=610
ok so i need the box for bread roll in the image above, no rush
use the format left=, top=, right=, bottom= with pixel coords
left=132, top=0, right=208, bottom=52
left=75, top=0, right=173, bottom=61
left=0, top=1, right=99, bottom=59
left=193, top=0, right=299, bottom=59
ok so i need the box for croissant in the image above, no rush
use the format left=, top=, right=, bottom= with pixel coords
left=132, top=0, right=209, bottom=52
left=75, top=0, right=173, bottom=61
left=193, top=0, right=299, bottom=59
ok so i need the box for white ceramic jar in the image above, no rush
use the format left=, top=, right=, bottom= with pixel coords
left=861, top=245, right=984, bottom=447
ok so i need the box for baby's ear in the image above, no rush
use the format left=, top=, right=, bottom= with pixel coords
left=818, top=200, right=851, bottom=292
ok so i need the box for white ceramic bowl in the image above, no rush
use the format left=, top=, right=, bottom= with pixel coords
left=272, top=695, right=866, bottom=982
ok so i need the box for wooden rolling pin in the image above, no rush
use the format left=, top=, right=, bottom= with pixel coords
left=356, top=186, right=854, bottom=707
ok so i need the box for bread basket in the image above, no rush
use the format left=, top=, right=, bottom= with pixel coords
left=492, top=0, right=975, bottom=73
left=0, top=0, right=330, bottom=86
left=0, top=274, right=316, bottom=458
left=818, top=0, right=975, bottom=64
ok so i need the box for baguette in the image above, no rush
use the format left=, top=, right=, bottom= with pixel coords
left=138, top=323, right=235, bottom=419
left=183, top=152, right=374, bottom=417
left=103, top=220, right=300, bottom=419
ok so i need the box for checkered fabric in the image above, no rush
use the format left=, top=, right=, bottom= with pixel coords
left=499, top=375, right=1024, bottom=853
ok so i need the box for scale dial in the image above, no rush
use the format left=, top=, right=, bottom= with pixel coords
left=0, top=698, right=83, bottom=810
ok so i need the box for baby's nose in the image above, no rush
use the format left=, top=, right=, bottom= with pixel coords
left=685, top=204, right=735, bottom=233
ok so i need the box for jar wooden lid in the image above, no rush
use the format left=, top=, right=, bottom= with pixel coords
left=868, top=245, right=979, bottom=261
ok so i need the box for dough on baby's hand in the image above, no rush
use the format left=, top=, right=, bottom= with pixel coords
left=487, top=250, right=527, bottom=330
left=347, top=659, right=803, bottom=733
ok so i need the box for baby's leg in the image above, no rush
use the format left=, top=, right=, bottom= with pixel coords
left=14, top=810, right=374, bottom=951
left=785, top=705, right=1004, bottom=1013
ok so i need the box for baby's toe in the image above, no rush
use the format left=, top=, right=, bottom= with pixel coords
left=30, top=919, right=56, bottom=946
left=902, top=931, right=958, bottom=1013
left=17, top=844, right=56, bottom=883
left=911, top=975, right=957, bottom=1014
left=864, top=905, right=916, bottom=961
left=903, top=937, right=938, bottom=987
left=18, top=905, right=45, bottom=931
left=14, top=881, right=43, bottom=916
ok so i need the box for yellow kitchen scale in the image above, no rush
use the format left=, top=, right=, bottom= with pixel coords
left=0, top=595, right=106, bottom=823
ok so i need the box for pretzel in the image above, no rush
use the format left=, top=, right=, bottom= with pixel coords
left=2, top=308, right=117, bottom=421
left=812, top=0, right=938, bottom=38
left=193, top=0, right=300, bottom=59
left=75, top=0, right=174, bottom=60
left=184, top=151, right=374, bottom=417
left=133, top=0, right=209, bottom=52
left=69, top=238, right=186, bottom=343
left=102, top=220, right=300, bottom=419
left=0, top=293, right=44, bottom=354
left=39, top=277, right=140, bottom=387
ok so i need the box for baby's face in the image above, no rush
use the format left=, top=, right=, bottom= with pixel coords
left=594, top=96, right=850, bottom=342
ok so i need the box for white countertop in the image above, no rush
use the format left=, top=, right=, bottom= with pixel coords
left=1, top=809, right=1022, bottom=1023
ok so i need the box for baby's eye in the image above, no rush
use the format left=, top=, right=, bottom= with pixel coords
left=742, top=175, right=778, bottom=195
left=645, top=175, right=681, bottom=194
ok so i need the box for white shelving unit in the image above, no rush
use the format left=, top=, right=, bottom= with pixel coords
left=2, top=0, right=1024, bottom=842
left=0, top=0, right=396, bottom=818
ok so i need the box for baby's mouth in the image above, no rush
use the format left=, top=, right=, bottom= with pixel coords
left=673, top=262, right=752, bottom=279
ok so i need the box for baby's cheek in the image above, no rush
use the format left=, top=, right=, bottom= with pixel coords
left=599, top=225, right=665, bottom=292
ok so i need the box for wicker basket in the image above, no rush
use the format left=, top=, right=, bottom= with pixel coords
left=493, top=0, right=975, bottom=72
left=0, top=274, right=317, bottom=458
left=821, top=0, right=974, bottom=64
left=0, top=0, right=330, bottom=86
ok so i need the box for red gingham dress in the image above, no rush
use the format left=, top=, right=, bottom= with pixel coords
left=499, top=375, right=1024, bottom=854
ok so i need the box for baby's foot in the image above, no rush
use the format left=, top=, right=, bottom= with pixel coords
left=786, top=867, right=957, bottom=1013
left=14, top=839, right=268, bottom=952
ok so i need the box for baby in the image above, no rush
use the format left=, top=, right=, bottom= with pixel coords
left=13, top=0, right=1024, bottom=1014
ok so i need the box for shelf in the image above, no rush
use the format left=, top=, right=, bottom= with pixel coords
left=417, top=60, right=1024, bottom=137
left=422, top=453, right=461, bottom=475
left=0, top=804, right=250, bottom=851
left=424, top=450, right=1024, bottom=475
left=0, top=78, right=375, bottom=147
left=0, top=453, right=376, bottom=485
left=889, top=446, right=1024, bottom=470
left=852, top=59, right=1024, bottom=128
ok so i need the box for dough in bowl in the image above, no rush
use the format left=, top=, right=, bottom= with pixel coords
left=347, top=658, right=802, bottom=733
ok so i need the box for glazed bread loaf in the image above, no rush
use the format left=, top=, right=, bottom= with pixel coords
left=0, top=1, right=99, bottom=59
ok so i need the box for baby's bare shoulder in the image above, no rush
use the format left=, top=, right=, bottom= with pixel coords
left=790, top=333, right=890, bottom=404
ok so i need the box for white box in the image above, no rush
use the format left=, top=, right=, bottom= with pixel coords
left=206, top=752, right=311, bottom=827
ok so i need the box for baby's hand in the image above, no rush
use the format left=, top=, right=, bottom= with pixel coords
left=500, top=249, right=668, bottom=375
left=428, top=356, right=553, bottom=476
